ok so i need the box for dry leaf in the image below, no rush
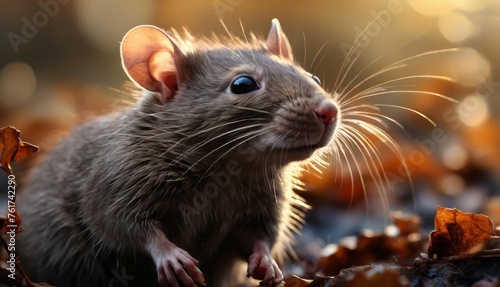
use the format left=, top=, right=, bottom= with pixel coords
left=344, top=265, right=410, bottom=287
left=283, top=275, right=311, bottom=287
left=428, top=206, right=496, bottom=258
left=0, top=126, right=39, bottom=175
left=320, top=214, right=424, bottom=276
left=392, top=211, right=421, bottom=236
left=471, top=278, right=500, bottom=287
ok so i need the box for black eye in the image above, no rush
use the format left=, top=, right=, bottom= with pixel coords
left=312, top=75, right=321, bottom=85
left=230, top=76, right=260, bottom=94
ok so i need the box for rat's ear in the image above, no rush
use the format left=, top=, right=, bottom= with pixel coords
left=120, top=25, right=184, bottom=102
left=266, top=18, right=293, bottom=62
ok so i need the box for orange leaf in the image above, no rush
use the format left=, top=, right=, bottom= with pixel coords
left=0, top=126, right=39, bottom=175
left=428, top=206, right=495, bottom=258
left=344, top=265, right=410, bottom=287
left=283, top=275, right=311, bottom=287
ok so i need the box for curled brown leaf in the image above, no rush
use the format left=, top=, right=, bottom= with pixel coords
left=428, top=206, right=496, bottom=258
left=0, top=126, right=39, bottom=175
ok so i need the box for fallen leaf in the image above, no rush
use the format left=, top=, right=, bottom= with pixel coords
left=320, top=215, right=424, bottom=276
left=283, top=275, right=311, bottom=287
left=471, top=278, right=500, bottom=287
left=428, top=206, right=496, bottom=258
left=0, top=126, right=39, bottom=175
left=344, top=264, right=410, bottom=287
left=392, top=211, right=421, bottom=236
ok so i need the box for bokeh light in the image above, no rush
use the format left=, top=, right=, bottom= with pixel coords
left=450, top=48, right=491, bottom=87
left=407, top=0, right=454, bottom=17
left=438, top=11, right=477, bottom=44
left=457, top=94, right=490, bottom=127
left=73, top=0, right=155, bottom=52
left=442, top=143, right=468, bottom=170
left=0, top=62, right=36, bottom=109
left=449, top=0, right=490, bottom=12
left=438, top=174, right=466, bottom=196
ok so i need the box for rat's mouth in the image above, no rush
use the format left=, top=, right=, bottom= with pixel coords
left=283, top=126, right=335, bottom=155
left=260, top=118, right=338, bottom=162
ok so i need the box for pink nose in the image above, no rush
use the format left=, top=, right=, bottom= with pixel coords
left=315, top=101, right=338, bottom=125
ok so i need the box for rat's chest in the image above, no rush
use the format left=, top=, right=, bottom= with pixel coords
left=166, top=176, right=285, bottom=242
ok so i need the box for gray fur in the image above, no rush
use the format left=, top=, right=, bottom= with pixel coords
left=18, top=30, right=337, bottom=287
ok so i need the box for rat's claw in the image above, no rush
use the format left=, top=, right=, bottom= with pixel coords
left=152, top=244, right=206, bottom=287
left=247, top=252, right=283, bottom=286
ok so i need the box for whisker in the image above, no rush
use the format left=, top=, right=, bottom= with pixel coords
left=193, top=129, right=267, bottom=188
left=340, top=125, right=390, bottom=217
left=344, top=110, right=406, bottom=131
left=174, top=123, right=266, bottom=166
left=335, top=130, right=370, bottom=214
left=157, top=118, right=266, bottom=159
left=373, top=104, right=437, bottom=126
left=331, top=136, right=354, bottom=210
left=311, top=44, right=333, bottom=76
left=335, top=27, right=434, bottom=96
left=334, top=12, right=390, bottom=91
left=341, top=89, right=458, bottom=109
left=219, top=19, right=234, bottom=41
left=342, top=74, right=454, bottom=104
left=302, top=32, right=307, bottom=68
left=220, top=105, right=274, bottom=115
left=349, top=118, right=417, bottom=211
left=309, top=41, right=330, bottom=73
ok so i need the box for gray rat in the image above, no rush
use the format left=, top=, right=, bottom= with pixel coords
left=17, top=19, right=338, bottom=287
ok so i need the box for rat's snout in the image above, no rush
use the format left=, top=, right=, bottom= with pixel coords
left=314, top=100, right=338, bottom=125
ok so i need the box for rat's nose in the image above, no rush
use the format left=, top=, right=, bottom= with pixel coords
left=315, top=100, right=338, bottom=125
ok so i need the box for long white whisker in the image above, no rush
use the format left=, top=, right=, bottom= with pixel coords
left=340, top=125, right=390, bottom=217
left=373, top=104, right=437, bottom=126
left=343, top=75, right=454, bottom=104
left=341, top=89, right=458, bottom=109
left=334, top=11, right=392, bottom=91
left=343, top=111, right=406, bottom=131
left=335, top=128, right=371, bottom=215
left=309, top=41, right=330, bottom=73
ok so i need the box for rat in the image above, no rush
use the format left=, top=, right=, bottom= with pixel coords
left=17, top=18, right=339, bottom=287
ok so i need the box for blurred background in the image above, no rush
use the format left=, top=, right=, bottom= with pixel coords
left=1, top=0, right=500, bottom=276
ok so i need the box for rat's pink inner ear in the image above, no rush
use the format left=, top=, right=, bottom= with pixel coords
left=149, top=50, right=179, bottom=101
left=266, top=19, right=294, bottom=62
left=120, top=25, right=182, bottom=102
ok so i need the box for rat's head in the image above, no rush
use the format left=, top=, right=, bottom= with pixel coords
left=120, top=19, right=339, bottom=167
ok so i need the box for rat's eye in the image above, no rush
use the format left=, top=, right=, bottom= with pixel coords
left=311, top=75, right=321, bottom=85
left=230, top=76, right=260, bottom=94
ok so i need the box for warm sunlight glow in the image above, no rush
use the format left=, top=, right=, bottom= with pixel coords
left=457, top=94, right=490, bottom=127
left=442, top=144, right=468, bottom=170
left=408, top=0, right=454, bottom=17
left=450, top=0, right=489, bottom=12
left=0, top=62, right=36, bottom=108
left=438, top=174, right=466, bottom=196
left=439, top=11, right=477, bottom=44
left=73, top=0, right=154, bottom=52
left=451, top=48, right=491, bottom=87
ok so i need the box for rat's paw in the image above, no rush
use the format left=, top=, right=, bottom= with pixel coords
left=153, top=245, right=205, bottom=287
left=247, top=252, right=283, bottom=286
